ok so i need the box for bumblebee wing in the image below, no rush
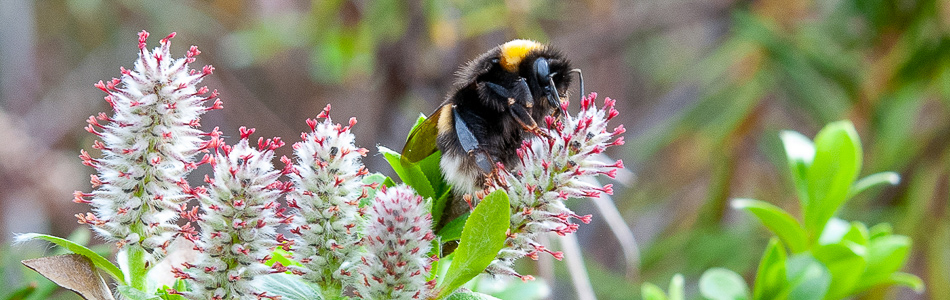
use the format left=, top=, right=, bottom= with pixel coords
left=402, top=104, right=452, bottom=163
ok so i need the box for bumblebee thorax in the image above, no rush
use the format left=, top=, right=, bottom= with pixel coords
left=499, top=39, right=544, bottom=73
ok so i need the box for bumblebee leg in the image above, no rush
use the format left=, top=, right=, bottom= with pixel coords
left=484, top=81, right=514, bottom=99
left=508, top=79, right=550, bottom=138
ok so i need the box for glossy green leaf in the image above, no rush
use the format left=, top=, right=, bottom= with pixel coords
left=840, top=222, right=870, bottom=247
left=362, top=173, right=388, bottom=201
left=882, top=272, right=925, bottom=293
left=698, top=268, right=750, bottom=300
left=813, top=243, right=866, bottom=298
left=732, top=199, right=808, bottom=253
left=118, top=286, right=159, bottom=300
left=265, top=248, right=301, bottom=269
left=155, top=281, right=188, bottom=300
left=444, top=290, right=502, bottom=300
left=868, top=223, right=893, bottom=240
left=848, top=172, right=900, bottom=199
left=65, top=227, right=92, bottom=248
left=430, top=251, right=452, bottom=283
left=380, top=146, right=436, bottom=200
left=489, top=279, right=549, bottom=299
left=640, top=283, right=668, bottom=300
left=783, top=255, right=830, bottom=300
left=437, top=212, right=471, bottom=242
left=16, top=233, right=125, bottom=284
left=752, top=238, right=787, bottom=300
left=436, top=190, right=510, bottom=299
left=804, top=121, right=862, bottom=236
left=818, top=218, right=850, bottom=245
left=418, top=148, right=449, bottom=197
left=779, top=130, right=815, bottom=205
left=2, top=284, right=36, bottom=300
left=431, top=185, right=452, bottom=228
left=856, top=235, right=912, bottom=289
left=668, top=274, right=685, bottom=300
left=257, top=273, right=323, bottom=300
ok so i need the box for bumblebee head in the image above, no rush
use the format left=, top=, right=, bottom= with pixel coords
left=499, top=40, right=576, bottom=116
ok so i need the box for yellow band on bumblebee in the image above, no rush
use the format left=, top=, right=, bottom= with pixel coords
left=499, top=39, right=543, bottom=73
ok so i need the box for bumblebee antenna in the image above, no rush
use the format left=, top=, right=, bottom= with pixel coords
left=569, top=68, right=584, bottom=102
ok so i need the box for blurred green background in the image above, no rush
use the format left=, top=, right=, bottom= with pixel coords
left=0, top=0, right=947, bottom=299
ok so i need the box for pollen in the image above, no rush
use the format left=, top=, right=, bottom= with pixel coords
left=499, top=39, right=543, bottom=72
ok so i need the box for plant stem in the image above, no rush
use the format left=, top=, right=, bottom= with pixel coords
left=320, top=281, right=344, bottom=300
left=128, top=245, right=148, bottom=291
left=127, top=221, right=149, bottom=292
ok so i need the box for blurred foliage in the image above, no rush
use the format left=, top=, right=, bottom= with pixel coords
left=1, top=0, right=949, bottom=299
left=645, top=121, right=923, bottom=300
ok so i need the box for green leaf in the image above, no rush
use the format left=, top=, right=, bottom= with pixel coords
left=430, top=251, right=453, bottom=283
left=817, top=218, right=850, bottom=245
left=431, top=185, right=452, bottom=228
left=489, top=279, right=549, bottom=299
left=436, top=190, right=510, bottom=299
left=266, top=248, right=301, bottom=269
left=732, top=199, right=808, bottom=253
left=840, top=222, right=870, bottom=247
left=155, top=281, right=188, bottom=300
left=752, top=238, right=787, bottom=300
left=257, top=273, right=323, bottom=300
left=804, top=121, right=862, bottom=237
left=698, top=268, right=750, bottom=300
left=640, top=283, right=668, bottom=300
left=813, top=243, right=866, bottom=298
left=382, top=176, right=397, bottom=188
left=668, top=274, right=685, bottom=300
left=444, top=290, right=502, bottom=300
left=362, top=173, right=388, bottom=201
left=783, top=255, right=830, bottom=300
left=118, top=286, right=159, bottom=300
left=868, top=223, right=892, bottom=240
left=380, top=146, right=436, bottom=200
left=16, top=233, right=125, bottom=283
left=848, top=172, right=900, bottom=199
left=437, top=212, right=471, bottom=242
left=856, top=235, right=912, bottom=290
left=882, top=272, right=925, bottom=293
left=418, top=149, right=449, bottom=197
left=2, top=284, right=36, bottom=300
left=65, top=227, right=92, bottom=248
left=779, top=130, right=815, bottom=205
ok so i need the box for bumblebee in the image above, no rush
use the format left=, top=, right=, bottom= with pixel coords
left=402, top=39, right=582, bottom=196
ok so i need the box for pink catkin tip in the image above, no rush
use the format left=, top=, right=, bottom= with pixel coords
left=238, top=127, right=255, bottom=139
left=137, top=30, right=149, bottom=49
left=306, top=119, right=317, bottom=131
left=317, top=104, right=331, bottom=119
left=161, top=32, right=176, bottom=44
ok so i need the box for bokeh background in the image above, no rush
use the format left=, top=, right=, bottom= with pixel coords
left=1, top=0, right=948, bottom=299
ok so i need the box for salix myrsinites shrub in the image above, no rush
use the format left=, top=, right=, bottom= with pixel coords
left=23, top=30, right=631, bottom=300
